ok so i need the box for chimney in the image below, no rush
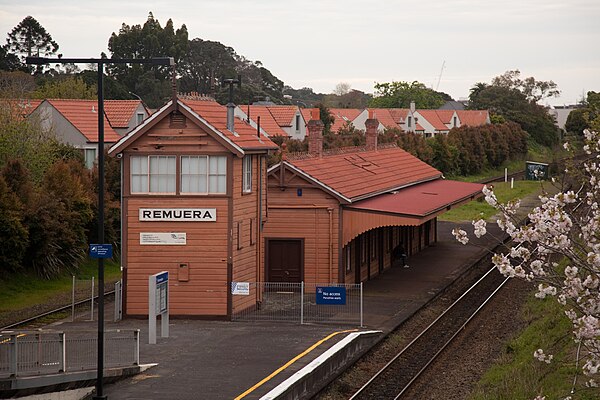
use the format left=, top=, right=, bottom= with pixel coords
left=410, top=100, right=415, bottom=113
left=227, top=103, right=235, bottom=132
left=307, top=108, right=324, bottom=157
left=365, top=109, right=379, bottom=151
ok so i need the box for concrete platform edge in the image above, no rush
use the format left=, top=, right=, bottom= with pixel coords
left=259, top=330, right=382, bottom=400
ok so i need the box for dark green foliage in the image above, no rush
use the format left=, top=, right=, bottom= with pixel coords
left=369, top=81, right=446, bottom=109
left=26, top=160, right=93, bottom=278
left=0, top=175, right=29, bottom=273
left=468, top=84, right=559, bottom=147
left=6, top=16, right=59, bottom=74
left=179, top=38, right=237, bottom=95
left=282, top=86, right=323, bottom=107
left=316, top=103, right=335, bottom=134
left=107, top=13, right=189, bottom=108
left=428, top=134, right=459, bottom=174
left=322, top=90, right=371, bottom=109
left=0, top=45, right=22, bottom=71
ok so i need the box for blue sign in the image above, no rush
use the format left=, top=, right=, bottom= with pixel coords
left=89, top=244, right=113, bottom=259
left=156, top=271, right=169, bottom=285
left=316, top=286, right=347, bottom=305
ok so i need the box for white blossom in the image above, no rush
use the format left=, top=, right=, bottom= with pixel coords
left=452, top=228, right=469, bottom=245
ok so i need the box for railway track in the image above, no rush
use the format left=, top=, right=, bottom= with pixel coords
left=349, top=265, right=510, bottom=400
left=0, top=289, right=116, bottom=331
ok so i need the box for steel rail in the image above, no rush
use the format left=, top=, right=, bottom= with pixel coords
left=349, top=260, right=496, bottom=400
left=0, top=289, right=116, bottom=331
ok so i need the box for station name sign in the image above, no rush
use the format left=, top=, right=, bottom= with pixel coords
left=139, top=208, right=216, bottom=222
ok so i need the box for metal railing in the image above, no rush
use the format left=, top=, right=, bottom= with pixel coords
left=0, top=329, right=139, bottom=378
left=231, top=282, right=363, bottom=326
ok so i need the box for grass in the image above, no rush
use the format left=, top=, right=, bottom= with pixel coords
left=469, top=294, right=599, bottom=400
left=0, top=258, right=121, bottom=313
left=440, top=180, right=543, bottom=222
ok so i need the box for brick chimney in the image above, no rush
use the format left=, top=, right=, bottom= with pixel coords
left=365, top=110, right=379, bottom=151
left=307, top=108, right=324, bottom=157
left=410, top=100, right=415, bottom=113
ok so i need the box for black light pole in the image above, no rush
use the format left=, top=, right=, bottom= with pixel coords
left=26, top=56, right=173, bottom=400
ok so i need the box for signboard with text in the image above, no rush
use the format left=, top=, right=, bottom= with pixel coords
left=316, top=286, right=347, bottom=305
left=140, top=232, right=186, bottom=245
left=89, top=244, right=113, bottom=259
left=139, top=208, right=216, bottom=222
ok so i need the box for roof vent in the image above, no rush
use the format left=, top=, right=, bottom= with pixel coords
left=170, top=111, right=186, bottom=128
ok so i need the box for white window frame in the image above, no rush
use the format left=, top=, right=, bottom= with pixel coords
left=130, top=155, right=176, bottom=195
left=136, top=112, right=145, bottom=125
left=243, top=155, right=252, bottom=193
left=180, top=155, right=227, bottom=195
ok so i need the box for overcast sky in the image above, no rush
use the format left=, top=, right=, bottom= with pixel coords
left=1, top=0, right=598, bottom=105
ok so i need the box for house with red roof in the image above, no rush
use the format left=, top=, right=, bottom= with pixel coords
left=238, top=105, right=312, bottom=140
left=264, top=111, right=483, bottom=286
left=29, top=99, right=149, bottom=168
left=108, top=95, right=278, bottom=318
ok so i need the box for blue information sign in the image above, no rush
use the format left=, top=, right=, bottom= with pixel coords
left=156, top=271, right=169, bottom=285
left=316, top=286, right=347, bottom=305
left=89, top=244, right=113, bottom=259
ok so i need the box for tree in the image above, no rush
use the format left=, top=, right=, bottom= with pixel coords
left=333, top=82, right=351, bottom=96
left=316, top=103, right=335, bottom=134
left=31, top=76, right=96, bottom=99
left=469, top=83, right=559, bottom=146
left=107, top=13, right=188, bottom=107
left=492, top=69, right=560, bottom=103
left=369, top=81, right=446, bottom=109
left=6, top=16, right=59, bottom=73
left=453, top=130, right=600, bottom=395
left=0, top=175, right=28, bottom=273
left=0, top=45, right=22, bottom=71
left=565, top=108, right=590, bottom=136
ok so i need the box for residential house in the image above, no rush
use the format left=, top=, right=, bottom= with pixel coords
left=28, top=99, right=149, bottom=168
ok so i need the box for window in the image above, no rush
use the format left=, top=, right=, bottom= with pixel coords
left=345, top=245, right=352, bottom=272
left=237, top=221, right=243, bottom=250
left=181, top=155, right=227, bottom=194
left=295, top=115, right=300, bottom=131
left=453, top=116, right=457, bottom=127
left=181, top=156, right=207, bottom=193
left=136, top=112, right=145, bottom=125
left=407, top=116, right=412, bottom=128
left=130, top=155, right=176, bottom=194
left=84, top=148, right=96, bottom=169
left=243, top=155, right=252, bottom=193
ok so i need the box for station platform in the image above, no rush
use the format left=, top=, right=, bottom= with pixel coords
left=54, top=218, right=498, bottom=400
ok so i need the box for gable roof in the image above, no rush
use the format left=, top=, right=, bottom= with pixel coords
left=266, top=105, right=298, bottom=127
left=279, top=146, right=441, bottom=202
left=45, top=99, right=121, bottom=142
left=368, top=108, right=399, bottom=129
left=245, top=105, right=288, bottom=136
left=388, top=108, right=410, bottom=124
left=415, top=110, right=450, bottom=132
left=329, top=108, right=363, bottom=133
left=109, top=98, right=278, bottom=156
left=456, top=110, right=489, bottom=126
left=104, top=100, right=145, bottom=128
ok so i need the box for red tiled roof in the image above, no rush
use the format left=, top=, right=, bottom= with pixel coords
left=435, top=110, right=455, bottom=124
left=388, top=108, right=410, bottom=124
left=287, top=146, right=441, bottom=200
left=247, top=106, right=288, bottom=136
left=457, top=110, right=489, bottom=126
left=181, top=99, right=278, bottom=151
left=1, top=99, right=43, bottom=119
left=47, top=99, right=121, bottom=142
left=266, top=106, right=298, bottom=127
left=349, top=179, right=484, bottom=217
left=301, top=108, right=318, bottom=124
left=329, top=108, right=363, bottom=133
left=416, top=110, right=449, bottom=131
left=104, top=100, right=143, bottom=128
left=368, top=108, right=399, bottom=129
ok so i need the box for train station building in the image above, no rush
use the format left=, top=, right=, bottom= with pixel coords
left=109, top=102, right=483, bottom=319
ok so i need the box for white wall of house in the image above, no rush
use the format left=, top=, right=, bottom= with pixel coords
left=283, top=110, right=306, bottom=140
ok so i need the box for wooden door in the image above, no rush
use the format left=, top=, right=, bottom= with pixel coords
left=266, top=239, right=303, bottom=283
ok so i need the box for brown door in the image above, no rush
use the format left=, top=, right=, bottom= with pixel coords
left=266, top=239, right=303, bottom=283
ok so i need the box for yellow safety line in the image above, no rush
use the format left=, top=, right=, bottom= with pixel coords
left=234, top=328, right=358, bottom=400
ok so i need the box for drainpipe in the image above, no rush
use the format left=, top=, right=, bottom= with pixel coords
left=328, top=208, right=333, bottom=284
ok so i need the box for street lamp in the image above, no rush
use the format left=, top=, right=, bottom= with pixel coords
left=26, top=56, right=174, bottom=400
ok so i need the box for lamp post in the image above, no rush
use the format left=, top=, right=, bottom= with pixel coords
left=26, top=56, right=174, bottom=400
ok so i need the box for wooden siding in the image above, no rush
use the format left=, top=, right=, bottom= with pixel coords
left=265, top=170, right=340, bottom=285
left=125, top=197, right=229, bottom=316
left=231, top=155, right=266, bottom=314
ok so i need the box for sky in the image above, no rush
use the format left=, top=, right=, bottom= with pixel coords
left=1, top=0, right=598, bottom=106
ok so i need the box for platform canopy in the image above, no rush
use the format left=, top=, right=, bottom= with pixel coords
left=341, top=179, right=484, bottom=246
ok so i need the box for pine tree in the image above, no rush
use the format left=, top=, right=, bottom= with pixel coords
left=6, top=16, right=59, bottom=73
